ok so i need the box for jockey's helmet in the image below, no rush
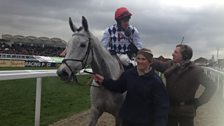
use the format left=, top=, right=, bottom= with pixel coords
left=115, top=7, right=132, bottom=21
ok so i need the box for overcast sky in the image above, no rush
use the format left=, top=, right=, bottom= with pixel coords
left=1, top=0, right=224, bottom=60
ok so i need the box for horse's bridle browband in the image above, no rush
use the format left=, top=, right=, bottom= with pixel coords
left=61, top=33, right=93, bottom=78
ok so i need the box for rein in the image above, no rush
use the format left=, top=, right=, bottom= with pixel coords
left=82, top=70, right=103, bottom=88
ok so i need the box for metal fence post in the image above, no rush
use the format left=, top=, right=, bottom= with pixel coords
left=35, top=78, right=42, bottom=126
left=222, top=77, right=224, bottom=99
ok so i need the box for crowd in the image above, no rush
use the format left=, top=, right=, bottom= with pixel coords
left=0, top=42, right=64, bottom=57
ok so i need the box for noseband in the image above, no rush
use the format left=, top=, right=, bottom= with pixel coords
left=61, top=33, right=93, bottom=80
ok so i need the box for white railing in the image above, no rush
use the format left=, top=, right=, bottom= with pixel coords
left=0, top=69, right=91, bottom=126
left=1, top=67, right=222, bottom=126
left=203, top=67, right=224, bottom=99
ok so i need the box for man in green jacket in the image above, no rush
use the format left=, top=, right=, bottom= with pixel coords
left=153, top=44, right=216, bottom=126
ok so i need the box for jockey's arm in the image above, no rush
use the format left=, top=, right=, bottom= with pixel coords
left=101, top=28, right=110, bottom=49
left=132, top=27, right=142, bottom=49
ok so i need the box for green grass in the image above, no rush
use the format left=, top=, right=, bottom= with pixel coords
left=0, top=75, right=91, bottom=126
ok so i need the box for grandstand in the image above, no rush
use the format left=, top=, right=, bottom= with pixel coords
left=0, top=34, right=66, bottom=67
left=1, top=34, right=66, bottom=47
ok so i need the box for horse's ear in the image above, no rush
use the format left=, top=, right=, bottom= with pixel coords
left=69, top=17, right=77, bottom=32
left=82, top=16, right=88, bottom=32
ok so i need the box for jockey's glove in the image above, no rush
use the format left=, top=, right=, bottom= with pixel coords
left=118, top=54, right=137, bottom=66
left=130, top=60, right=137, bottom=66
left=118, top=54, right=130, bottom=66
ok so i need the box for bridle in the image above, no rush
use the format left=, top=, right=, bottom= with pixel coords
left=61, top=33, right=93, bottom=81
left=60, top=32, right=103, bottom=87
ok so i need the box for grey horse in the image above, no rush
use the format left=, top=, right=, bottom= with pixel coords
left=57, top=16, right=124, bottom=126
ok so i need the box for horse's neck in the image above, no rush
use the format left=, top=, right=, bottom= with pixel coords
left=91, top=38, right=121, bottom=79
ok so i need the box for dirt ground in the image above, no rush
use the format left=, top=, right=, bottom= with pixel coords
left=49, top=91, right=224, bottom=126
left=49, top=110, right=115, bottom=126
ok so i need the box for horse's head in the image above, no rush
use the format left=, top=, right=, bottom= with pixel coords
left=57, top=16, right=93, bottom=82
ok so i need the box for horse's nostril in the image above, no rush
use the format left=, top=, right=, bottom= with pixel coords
left=57, top=69, right=69, bottom=78
left=62, top=69, right=69, bottom=77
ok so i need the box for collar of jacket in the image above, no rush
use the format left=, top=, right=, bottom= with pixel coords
left=164, top=61, right=193, bottom=77
left=135, top=67, right=154, bottom=77
left=176, top=61, right=194, bottom=74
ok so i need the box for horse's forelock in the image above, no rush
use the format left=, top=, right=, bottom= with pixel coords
left=77, top=26, right=83, bottom=32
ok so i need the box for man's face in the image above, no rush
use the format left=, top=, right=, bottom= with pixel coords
left=172, top=47, right=183, bottom=63
left=121, top=18, right=130, bottom=29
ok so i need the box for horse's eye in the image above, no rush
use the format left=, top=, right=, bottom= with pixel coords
left=80, top=43, right=86, bottom=48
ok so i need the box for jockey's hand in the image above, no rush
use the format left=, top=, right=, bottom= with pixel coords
left=130, top=60, right=137, bottom=66
left=118, top=54, right=130, bottom=66
left=93, top=74, right=104, bottom=84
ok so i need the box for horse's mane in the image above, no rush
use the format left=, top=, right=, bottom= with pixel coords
left=89, top=32, right=121, bottom=79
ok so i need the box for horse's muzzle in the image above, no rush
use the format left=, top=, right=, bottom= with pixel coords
left=57, top=69, right=72, bottom=82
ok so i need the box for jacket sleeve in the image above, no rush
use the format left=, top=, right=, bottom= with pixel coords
left=102, top=72, right=127, bottom=93
left=133, top=27, right=142, bottom=49
left=151, top=78, right=169, bottom=126
left=101, top=28, right=110, bottom=50
left=132, top=27, right=142, bottom=49
left=152, top=59, right=171, bottom=73
left=195, top=67, right=217, bottom=107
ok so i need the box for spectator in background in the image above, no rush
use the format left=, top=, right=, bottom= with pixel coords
left=59, top=48, right=66, bottom=57
left=1, top=42, right=64, bottom=57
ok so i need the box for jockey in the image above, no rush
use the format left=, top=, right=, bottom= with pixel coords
left=101, top=7, right=142, bottom=69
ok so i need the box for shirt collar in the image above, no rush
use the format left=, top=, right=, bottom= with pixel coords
left=137, top=66, right=152, bottom=76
